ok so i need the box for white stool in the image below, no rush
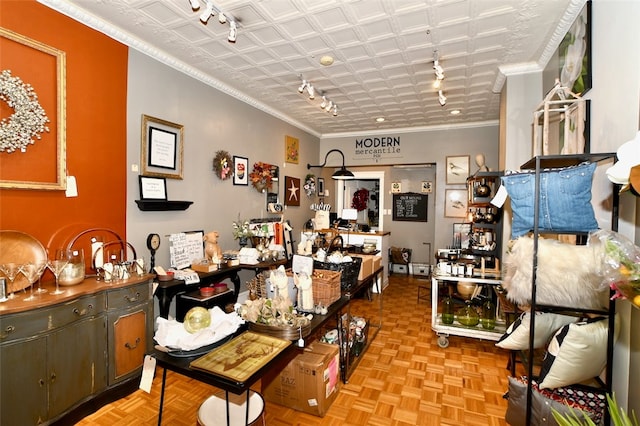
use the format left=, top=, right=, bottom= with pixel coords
left=198, top=390, right=265, bottom=426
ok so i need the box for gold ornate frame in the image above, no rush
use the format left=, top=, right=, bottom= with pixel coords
left=0, top=27, right=66, bottom=190
left=140, top=114, right=184, bottom=179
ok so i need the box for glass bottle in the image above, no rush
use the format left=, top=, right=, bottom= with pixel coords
left=481, top=298, right=496, bottom=330
left=441, top=296, right=454, bottom=324
left=457, top=301, right=479, bottom=327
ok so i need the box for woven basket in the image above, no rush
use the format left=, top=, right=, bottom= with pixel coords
left=248, top=321, right=312, bottom=340
left=314, top=257, right=363, bottom=292
left=310, top=269, right=341, bottom=306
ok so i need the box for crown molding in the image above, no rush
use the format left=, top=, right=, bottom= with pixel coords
left=37, top=0, right=321, bottom=138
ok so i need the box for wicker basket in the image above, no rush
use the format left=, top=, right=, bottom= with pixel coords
left=248, top=321, right=312, bottom=340
left=310, top=269, right=341, bottom=306
left=313, top=257, right=363, bottom=292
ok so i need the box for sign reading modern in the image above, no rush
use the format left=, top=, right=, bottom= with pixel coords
left=355, top=136, right=400, bottom=160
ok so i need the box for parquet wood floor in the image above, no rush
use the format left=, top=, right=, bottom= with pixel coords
left=76, top=274, right=514, bottom=425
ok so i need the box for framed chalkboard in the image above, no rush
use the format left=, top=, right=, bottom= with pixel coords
left=393, top=193, right=428, bottom=222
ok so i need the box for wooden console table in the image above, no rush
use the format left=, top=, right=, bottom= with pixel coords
left=0, top=275, right=154, bottom=425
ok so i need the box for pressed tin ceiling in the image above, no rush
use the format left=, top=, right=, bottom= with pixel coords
left=39, top=0, right=584, bottom=137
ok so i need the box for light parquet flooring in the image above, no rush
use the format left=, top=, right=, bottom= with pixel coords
left=76, top=274, right=514, bottom=426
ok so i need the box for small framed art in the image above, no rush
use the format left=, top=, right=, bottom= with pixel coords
left=139, top=176, right=167, bottom=200
left=445, top=155, right=470, bottom=185
left=233, top=156, right=248, bottom=186
left=445, top=189, right=468, bottom=218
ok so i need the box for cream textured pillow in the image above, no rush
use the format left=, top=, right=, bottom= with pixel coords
left=538, top=316, right=618, bottom=390
left=495, top=312, right=576, bottom=350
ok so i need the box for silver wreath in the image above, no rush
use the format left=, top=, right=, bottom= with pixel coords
left=0, top=69, right=50, bottom=153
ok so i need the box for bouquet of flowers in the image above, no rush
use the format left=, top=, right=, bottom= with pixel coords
left=232, top=219, right=253, bottom=240
left=249, top=162, right=273, bottom=193
left=592, top=230, right=640, bottom=308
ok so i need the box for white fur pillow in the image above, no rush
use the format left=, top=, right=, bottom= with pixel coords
left=496, top=312, right=576, bottom=350
left=502, top=237, right=607, bottom=309
left=538, top=316, right=618, bottom=390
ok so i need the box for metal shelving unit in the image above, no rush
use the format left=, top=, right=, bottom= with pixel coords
left=521, top=153, right=618, bottom=426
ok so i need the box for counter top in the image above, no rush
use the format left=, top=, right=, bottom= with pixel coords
left=318, top=229, right=390, bottom=237
left=0, top=274, right=154, bottom=315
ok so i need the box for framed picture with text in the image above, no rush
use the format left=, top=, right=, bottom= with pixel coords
left=141, top=114, right=184, bottom=179
left=233, top=156, right=248, bottom=186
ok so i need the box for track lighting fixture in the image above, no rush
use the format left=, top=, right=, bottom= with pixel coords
left=433, top=50, right=446, bottom=106
left=298, top=80, right=307, bottom=94
left=228, top=20, right=237, bottom=43
left=199, top=2, right=213, bottom=23
left=188, top=1, right=238, bottom=43
left=438, top=90, right=447, bottom=106
left=296, top=77, right=339, bottom=117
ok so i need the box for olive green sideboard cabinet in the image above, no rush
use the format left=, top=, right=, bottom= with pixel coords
left=0, top=275, right=153, bottom=425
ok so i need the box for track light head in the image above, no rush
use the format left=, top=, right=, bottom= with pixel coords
left=307, top=84, right=315, bottom=99
left=298, top=80, right=307, bottom=93
left=325, top=100, right=334, bottom=112
left=332, top=105, right=338, bottom=116
left=189, top=0, right=201, bottom=10
left=218, top=12, right=227, bottom=24
left=438, top=90, right=447, bottom=106
left=228, top=20, right=237, bottom=43
left=199, top=2, right=213, bottom=23
left=320, top=95, right=327, bottom=109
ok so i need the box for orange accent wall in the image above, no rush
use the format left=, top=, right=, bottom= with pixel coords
left=0, top=0, right=128, bottom=250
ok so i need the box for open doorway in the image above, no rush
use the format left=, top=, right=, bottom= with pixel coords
left=336, top=170, right=385, bottom=231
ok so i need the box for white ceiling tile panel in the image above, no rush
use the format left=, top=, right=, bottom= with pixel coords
left=54, top=0, right=575, bottom=135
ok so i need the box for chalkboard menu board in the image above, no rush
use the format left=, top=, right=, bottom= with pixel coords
left=393, top=193, right=428, bottom=222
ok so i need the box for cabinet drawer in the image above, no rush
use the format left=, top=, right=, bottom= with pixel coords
left=0, top=294, right=106, bottom=343
left=107, top=282, right=151, bottom=310
left=0, top=309, right=49, bottom=343
left=49, top=293, right=106, bottom=329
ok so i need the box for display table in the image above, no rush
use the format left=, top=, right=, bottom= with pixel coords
left=151, top=295, right=350, bottom=425
left=154, top=259, right=287, bottom=319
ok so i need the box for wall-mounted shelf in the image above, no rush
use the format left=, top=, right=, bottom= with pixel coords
left=135, top=200, right=193, bottom=211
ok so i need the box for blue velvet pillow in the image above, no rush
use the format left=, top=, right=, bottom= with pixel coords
left=501, top=162, right=598, bottom=238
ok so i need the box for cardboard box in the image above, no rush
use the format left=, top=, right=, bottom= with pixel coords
left=357, top=255, right=373, bottom=280
left=372, top=255, right=382, bottom=273
left=264, top=342, right=340, bottom=417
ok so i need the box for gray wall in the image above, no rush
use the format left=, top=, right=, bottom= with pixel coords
left=125, top=51, right=320, bottom=294
left=319, top=124, right=499, bottom=253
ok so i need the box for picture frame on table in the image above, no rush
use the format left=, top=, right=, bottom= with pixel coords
left=139, top=176, right=167, bottom=200
left=233, top=156, right=248, bottom=186
left=444, top=189, right=468, bottom=218
left=445, top=155, right=470, bottom=185
left=141, top=114, right=184, bottom=179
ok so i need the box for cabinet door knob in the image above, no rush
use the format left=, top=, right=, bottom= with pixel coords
left=125, top=337, right=141, bottom=350
left=125, top=292, right=140, bottom=303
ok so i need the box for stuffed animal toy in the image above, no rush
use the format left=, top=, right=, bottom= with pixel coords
left=502, top=236, right=608, bottom=310
left=203, top=231, right=223, bottom=263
